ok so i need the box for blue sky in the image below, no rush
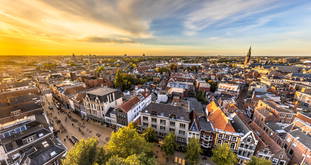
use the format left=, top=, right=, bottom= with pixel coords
left=1, top=0, right=311, bottom=56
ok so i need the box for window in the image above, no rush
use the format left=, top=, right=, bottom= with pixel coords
left=169, top=128, right=175, bottom=132
left=218, top=134, right=223, bottom=139
left=245, top=144, right=249, bottom=149
left=232, top=137, right=237, bottom=141
left=152, top=124, right=157, bottom=129
left=160, top=119, right=166, bottom=125
left=143, top=122, right=148, bottom=127
left=170, top=121, right=175, bottom=126
left=143, top=116, right=148, bottom=121
left=230, top=143, right=236, bottom=149
left=151, top=118, right=157, bottom=123
left=180, top=123, right=186, bottom=129
left=240, top=144, right=244, bottom=148
left=179, top=130, right=185, bottom=135
left=160, top=126, right=165, bottom=131
left=218, top=140, right=222, bottom=144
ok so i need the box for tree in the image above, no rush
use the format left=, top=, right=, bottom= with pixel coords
left=211, top=144, right=238, bottom=165
left=247, top=156, right=272, bottom=165
left=114, top=69, right=123, bottom=89
left=143, top=127, right=158, bottom=143
left=105, top=123, right=154, bottom=162
left=196, top=91, right=207, bottom=103
left=206, top=79, right=218, bottom=92
left=96, top=66, right=105, bottom=73
left=169, top=63, right=178, bottom=72
left=161, top=132, right=177, bottom=156
left=106, top=154, right=154, bottom=165
left=185, top=138, right=202, bottom=165
left=62, top=137, right=105, bottom=165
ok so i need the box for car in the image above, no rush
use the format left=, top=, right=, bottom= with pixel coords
left=71, top=136, right=79, bottom=144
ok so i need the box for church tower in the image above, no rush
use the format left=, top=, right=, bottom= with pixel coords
left=244, top=46, right=251, bottom=66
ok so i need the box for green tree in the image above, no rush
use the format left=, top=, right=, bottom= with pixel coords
left=169, top=63, right=178, bottom=72
left=211, top=144, right=238, bottom=165
left=96, top=66, right=105, bottom=73
left=185, top=138, right=202, bottom=165
left=114, top=69, right=123, bottom=89
left=143, top=127, right=158, bottom=142
left=62, top=138, right=105, bottom=165
left=196, top=91, right=207, bottom=103
left=106, top=154, right=154, bottom=165
left=247, top=156, right=272, bottom=165
left=95, top=147, right=107, bottom=165
left=161, top=132, right=177, bottom=156
left=206, top=79, right=218, bottom=92
left=105, top=123, right=154, bottom=161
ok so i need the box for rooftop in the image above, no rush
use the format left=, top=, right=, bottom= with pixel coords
left=87, top=87, right=117, bottom=96
left=290, top=129, right=311, bottom=149
left=143, top=103, right=190, bottom=121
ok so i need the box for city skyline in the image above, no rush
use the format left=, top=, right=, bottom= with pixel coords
left=1, top=0, right=311, bottom=56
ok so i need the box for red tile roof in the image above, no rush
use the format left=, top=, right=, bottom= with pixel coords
left=119, top=96, right=140, bottom=113
left=296, top=112, right=311, bottom=124
left=206, top=101, right=235, bottom=132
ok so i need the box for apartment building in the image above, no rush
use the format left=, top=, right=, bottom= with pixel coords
left=116, top=92, right=152, bottom=127
left=206, top=101, right=240, bottom=150
left=83, top=87, right=123, bottom=122
left=140, top=103, right=190, bottom=144
left=217, top=82, right=241, bottom=96
left=253, top=99, right=295, bottom=125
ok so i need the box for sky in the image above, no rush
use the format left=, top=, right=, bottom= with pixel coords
left=0, top=0, right=311, bottom=56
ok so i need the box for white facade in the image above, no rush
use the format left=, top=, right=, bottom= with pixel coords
left=127, top=94, right=152, bottom=123
left=140, top=113, right=190, bottom=144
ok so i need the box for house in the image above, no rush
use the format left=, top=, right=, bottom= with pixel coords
left=140, top=103, right=190, bottom=144
left=249, top=122, right=290, bottom=165
left=230, top=113, right=258, bottom=164
left=253, top=99, right=295, bottom=125
left=83, top=87, right=123, bottom=122
left=115, top=92, right=152, bottom=127
left=206, top=101, right=240, bottom=150
left=217, top=82, right=241, bottom=96
left=188, top=111, right=214, bottom=150
left=284, top=129, right=311, bottom=165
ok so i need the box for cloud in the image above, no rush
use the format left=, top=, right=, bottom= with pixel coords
left=183, top=0, right=278, bottom=35
left=82, top=36, right=135, bottom=44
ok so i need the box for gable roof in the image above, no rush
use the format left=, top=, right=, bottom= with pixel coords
left=119, top=96, right=140, bottom=113
left=206, top=101, right=235, bottom=132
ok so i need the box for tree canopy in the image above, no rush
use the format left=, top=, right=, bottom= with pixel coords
left=161, top=132, right=177, bottom=156
left=185, top=138, right=202, bottom=165
left=211, top=144, right=238, bottom=165
left=63, top=124, right=155, bottom=165
left=143, top=127, right=158, bottom=143
left=62, top=137, right=105, bottom=165
left=247, top=156, right=272, bottom=165
left=105, top=123, right=155, bottom=163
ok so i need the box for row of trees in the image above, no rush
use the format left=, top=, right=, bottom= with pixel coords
left=63, top=124, right=272, bottom=165
left=62, top=125, right=203, bottom=165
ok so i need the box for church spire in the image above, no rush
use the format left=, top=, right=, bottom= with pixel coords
left=244, top=46, right=252, bottom=66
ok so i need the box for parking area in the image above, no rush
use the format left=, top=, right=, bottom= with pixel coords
left=42, top=94, right=113, bottom=149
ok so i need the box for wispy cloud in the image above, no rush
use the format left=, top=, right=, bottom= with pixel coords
left=82, top=36, right=135, bottom=44
left=183, top=0, right=278, bottom=35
